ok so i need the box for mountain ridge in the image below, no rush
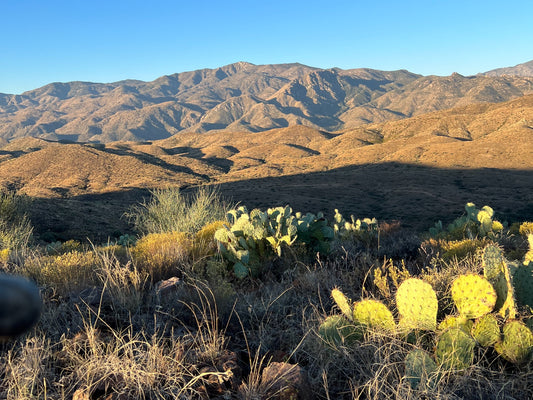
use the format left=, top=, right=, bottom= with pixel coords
left=0, top=61, right=532, bottom=143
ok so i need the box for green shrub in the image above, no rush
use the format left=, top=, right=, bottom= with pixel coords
left=126, top=186, right=230, bottom=235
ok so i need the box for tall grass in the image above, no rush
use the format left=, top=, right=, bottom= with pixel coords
left=0, top=192, right=33, bottom=252
left=126, top=185, right=231, bottom=235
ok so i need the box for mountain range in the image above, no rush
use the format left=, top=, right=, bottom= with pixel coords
left=1, top=60, right=533, bottom=143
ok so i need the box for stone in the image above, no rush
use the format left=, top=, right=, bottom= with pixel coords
left=261, top=362, right=313, bottom=400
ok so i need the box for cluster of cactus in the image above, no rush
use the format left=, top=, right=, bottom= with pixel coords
left=482, top=241, right=533, bottom=317
left=294, top=211, right=335, bottom=254
left=319, top=243, right=533, bottom=389
left=333, top=209, right=378, bottom=244
left=429, top=203, right=504, bottom=240
left=215, top=206, right=335, bottom=278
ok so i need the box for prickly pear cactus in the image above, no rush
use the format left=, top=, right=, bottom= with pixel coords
left=510, top=262, right=533, bottom=309
left=524, top=234, right=533, bottom=266
left=404, top=349, right=439, bottom=390
left=331, top=288, right=353, bottom=321
left=482, top=244, right=505, bottom=281
left=451, top=274, right=497, bottom=319
left=396, top=278, right=438, bottom=331
left=318, top=315, right=362, bottom=347
left=471, top=314, right=500, bottom=347
left=482, top=244, right=517, bottom=319
left=436, top=327, right=476, bottom=371
left=438, top=316, right=473, bottom=334
left=352, top=299, right=395, bottom=333
left=494, top=321, right=533, bottom=364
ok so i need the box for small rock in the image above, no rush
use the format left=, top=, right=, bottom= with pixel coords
left=155, top=276, right=182, bottom=297
left=261, top=362, right=313, bottom=400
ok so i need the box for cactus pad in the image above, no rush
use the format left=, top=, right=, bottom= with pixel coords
left=494, top=321, right=533, bottom=364
left=511, top=263, right=533, bottom=309
left=404, top=349, right=439, bottom=390
left=436, top=327, right=476, bottom=371
left=482, top=244, right=505, bottom=280
left=318, top=315, right=362, bottom=347
left=471, top=314, right=500, bottom=347
left=396, top=278, right=438, bottom=331
left=438, top=316, right=473, bottom=334
left=451, top=274, right=496, bottom=319
left=352, top=299, right=395, bottom=333
left=331, top=288, right=353, bottom=321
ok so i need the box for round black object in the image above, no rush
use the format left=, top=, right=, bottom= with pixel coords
left=0, top=274, right=42, bottom=337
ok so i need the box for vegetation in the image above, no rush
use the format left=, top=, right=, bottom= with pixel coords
left=2, top=194, right=533, bottom=399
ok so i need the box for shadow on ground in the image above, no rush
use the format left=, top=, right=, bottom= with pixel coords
left=29, top=162, right=533, bottom=242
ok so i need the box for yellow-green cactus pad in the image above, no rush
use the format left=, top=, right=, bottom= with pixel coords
left=436, top=327, right=476, bottom=371
left=437, top=315, right=473, bottom=334
left=471, top=314, right=500, bottom=347
left=494, top=321, right=533, bottom=364
left=396, top=278, right=438, bottom=331
left=352, top=299, right=395, bottom=333
left=482, top=244, right=505, bottom=280
left=331, top=288, right=353, bottom=321
left=451, top=274, right=497, bottom=319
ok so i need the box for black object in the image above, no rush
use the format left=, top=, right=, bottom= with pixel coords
left=0, top=274, right=42, bottom=337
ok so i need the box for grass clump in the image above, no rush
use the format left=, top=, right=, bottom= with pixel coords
left=126, top=186, right=230, bottom=235
left=131, top=231, right=192, bottom=282
left=0, top=191, right=33, bottom=254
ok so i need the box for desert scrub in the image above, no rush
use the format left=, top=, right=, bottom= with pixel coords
left=126, top=185, right=230, bottom=235
left=191, top=220, right=226, bottom=260
left=131, top=231, right=192, bottom=281
left=22, top=250, right=101, bottom=294
left=427, top=238, right=490, bottom=262
left=0, top=191, right=33, bottom=252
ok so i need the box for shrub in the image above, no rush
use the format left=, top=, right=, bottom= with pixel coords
left=131, top=231, right=192, bottom=281
left=126, top=186, right=230, bottom=235
left=192, top=220, right=226, bottom=260
left=23, top=250, right=101, bottom=293
left=519, top=222, right=533, bottom=236
left=0, top=191, right=33, bottom=251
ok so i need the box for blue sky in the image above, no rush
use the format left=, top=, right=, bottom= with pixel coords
left=1, top=0, right=532, bottom=94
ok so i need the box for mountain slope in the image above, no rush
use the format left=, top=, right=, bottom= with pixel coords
left=482, top=60, right=533, bottom=77
left=1, top=62, right=533, bottom=142
left=2, top=93, right=531, bottom=198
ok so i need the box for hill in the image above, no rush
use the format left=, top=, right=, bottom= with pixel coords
left=482, top=60, right=533, bottom=77
left=1, top=94, right=532, bottom=240
left=1, top=62, right=533, bottom=142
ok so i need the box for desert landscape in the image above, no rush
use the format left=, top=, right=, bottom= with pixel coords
left=1, top=57, right=533, bottom=399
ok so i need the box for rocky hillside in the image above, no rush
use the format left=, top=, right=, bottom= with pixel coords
left=481, top=60, right=533, bottom=77
left=1, top=61, right=532, bottom=142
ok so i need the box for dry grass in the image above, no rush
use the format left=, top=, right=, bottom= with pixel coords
left=2, top=207, right=533, bottom=399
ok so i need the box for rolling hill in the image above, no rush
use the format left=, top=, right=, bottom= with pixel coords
left=1, top=93, right=532, bottom=240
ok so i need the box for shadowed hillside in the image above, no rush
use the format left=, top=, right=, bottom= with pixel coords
left=27, top=163, right=533, bottom=242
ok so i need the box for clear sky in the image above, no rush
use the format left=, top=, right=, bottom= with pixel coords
left=1, top=0, right=532, bottom=94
